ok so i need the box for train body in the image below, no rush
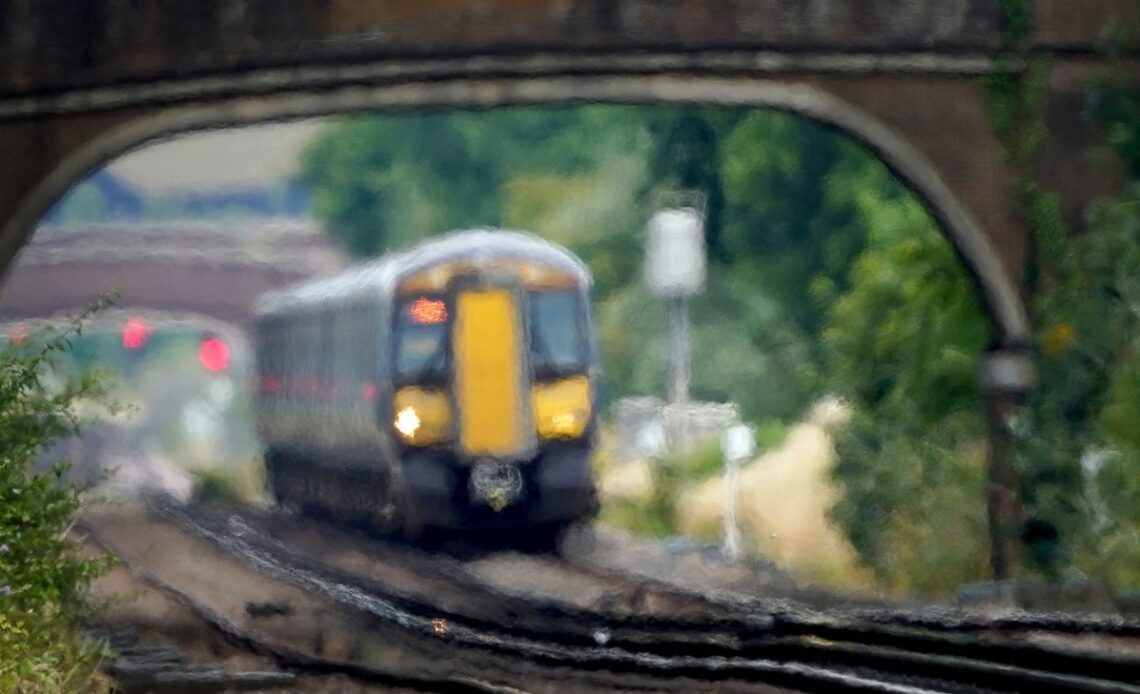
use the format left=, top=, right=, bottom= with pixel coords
left=252, top=229, right=599, bottom=539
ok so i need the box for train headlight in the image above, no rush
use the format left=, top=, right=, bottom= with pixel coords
left=394, top=407, right=421, bottom=437
left=533, top=376, right=591, bottom=440
left=393, top=387, right=451, bottom=445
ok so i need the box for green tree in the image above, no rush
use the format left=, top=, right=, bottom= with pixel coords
left=300, top=106, right=652, bottom=258
left=721, top=112, right=870, bottom=337
left=820, top=157, right=992, bottom=591
left=596, top=267, right=815, bottom=422
left=1015, top=178, right=1140, bottom=581
left=644, top=107, right=744, bottom=262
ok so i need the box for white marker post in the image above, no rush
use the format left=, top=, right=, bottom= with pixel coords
left=721, top=424, right=756, bottom=562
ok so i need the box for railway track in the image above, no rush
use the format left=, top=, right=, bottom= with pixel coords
left=83, top=498, right=1140, bottom=692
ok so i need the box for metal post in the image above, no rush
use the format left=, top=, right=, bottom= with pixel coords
left=723, top=453, right=742, bottom=561
left=667, top=296, right=691, bottom=405
left=984, top=392, right=1020, bottom=580
left=979, top=350, right=1034, bottom=581
left=721, top=424, right=755, bottom=562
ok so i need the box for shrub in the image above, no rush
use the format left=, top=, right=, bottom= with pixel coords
left=0, top=306, right=117, bottom=692
left=596, top=438, right=729, bottom=539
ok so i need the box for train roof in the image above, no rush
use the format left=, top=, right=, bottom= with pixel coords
left=253, top=228, right=591, bottom=317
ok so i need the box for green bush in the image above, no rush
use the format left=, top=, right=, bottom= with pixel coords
left=754, top=419, right=789, bottom=452
left=597, top=439, right=729, bottom=539
left=0, top=308, right=117, bottom=692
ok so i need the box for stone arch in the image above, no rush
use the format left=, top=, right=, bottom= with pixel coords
left=2, top=74, right=1028, bottom=348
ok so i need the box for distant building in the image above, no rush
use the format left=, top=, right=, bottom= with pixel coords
left=44, top=169, right=312, bottom=226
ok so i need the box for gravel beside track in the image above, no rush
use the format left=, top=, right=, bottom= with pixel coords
left=99, top=496, right=1140, bottom=692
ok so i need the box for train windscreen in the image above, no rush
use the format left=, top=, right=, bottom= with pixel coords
left=394, top=296, right=449, bottom=382
left=529, top=290, right=586, bottom=377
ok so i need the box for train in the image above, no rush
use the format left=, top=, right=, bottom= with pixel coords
left=252, top=229, right=600, bottom=542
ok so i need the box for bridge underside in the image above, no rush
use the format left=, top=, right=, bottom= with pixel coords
left=1, top=0, right=1138, bottom=347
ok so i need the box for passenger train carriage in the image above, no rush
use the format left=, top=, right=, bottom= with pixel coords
left=252, top=229, right=600, bottom=541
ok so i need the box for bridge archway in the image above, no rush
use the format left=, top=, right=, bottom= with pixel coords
left=3, top=75, right=1027, bottom=349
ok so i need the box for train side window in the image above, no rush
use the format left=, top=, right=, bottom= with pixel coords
left=282, top=316, right=300, bottom=392
left=359, top=305, right=380, bottom=383
left=331, top=307, right=357, bottom=389
left=293, top=314, right=318, bottom=395
left=319, top=311, right=334, bottom=387
left=258, top=320, right=279, bottom=386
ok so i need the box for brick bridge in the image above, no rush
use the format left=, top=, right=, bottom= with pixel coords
left=1, top=0, right=1138, bottom=352
left=1, top=0, right=1138, bottom=574
left=0, top=222, right=346, bottom=329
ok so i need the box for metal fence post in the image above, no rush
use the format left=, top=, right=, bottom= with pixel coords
left=721, top=424, right=755, bottom=562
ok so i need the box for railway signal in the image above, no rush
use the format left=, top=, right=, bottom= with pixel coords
left=7, top=322, right=28, bottom=345
left=121, top=317, right=150, bottom=351
left=198, top=334, right=230, bottom=373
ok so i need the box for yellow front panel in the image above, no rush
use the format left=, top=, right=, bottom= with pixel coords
left=453, top=289, right=528, bottom=457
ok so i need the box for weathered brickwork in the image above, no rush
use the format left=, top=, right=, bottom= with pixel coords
left=0, top=1, right=1005, bottom=96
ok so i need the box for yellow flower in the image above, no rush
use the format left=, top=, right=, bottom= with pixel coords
left=1042, top=323, right=1075, bottom=356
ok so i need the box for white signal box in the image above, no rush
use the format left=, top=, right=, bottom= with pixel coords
left=645, top=208, right=707, bottom=298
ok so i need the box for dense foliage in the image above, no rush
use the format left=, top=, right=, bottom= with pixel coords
left=1014, top=178, right=1140, bottom=584
left=819, top=162, right=992, bottom=591
left=0, top=309, right=115, bottom=691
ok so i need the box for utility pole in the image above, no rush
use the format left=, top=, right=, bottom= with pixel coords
left=666, top=297, right=691, bottom=404
left=979, top=349, right=1034, bottom=580
left=645, top=204, right=706, bottom=411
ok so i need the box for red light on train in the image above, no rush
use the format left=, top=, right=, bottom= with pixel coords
left=409, top=297, right=447, bottom=324
left=122, top=318, right=149, bottom=350
left=198, top=337, right=230, bottom=373
left=361, top=382, right=380, bottom=403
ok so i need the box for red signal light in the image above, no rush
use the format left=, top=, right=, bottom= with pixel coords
left=122, top=317, right=149, bottom=350
left=198, top=337, right=230, bottom=373
left=8, top=323, right=28, bottom=345
left=409, top=297, right=447, bottom=325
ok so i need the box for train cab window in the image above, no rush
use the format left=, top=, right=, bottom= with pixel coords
left=529, top=290, right=586, bottom=377
left=393, top=296, right=449, bottom=383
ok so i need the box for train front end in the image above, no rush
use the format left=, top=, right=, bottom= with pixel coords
left=387, top=257, right=598, bottom=533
